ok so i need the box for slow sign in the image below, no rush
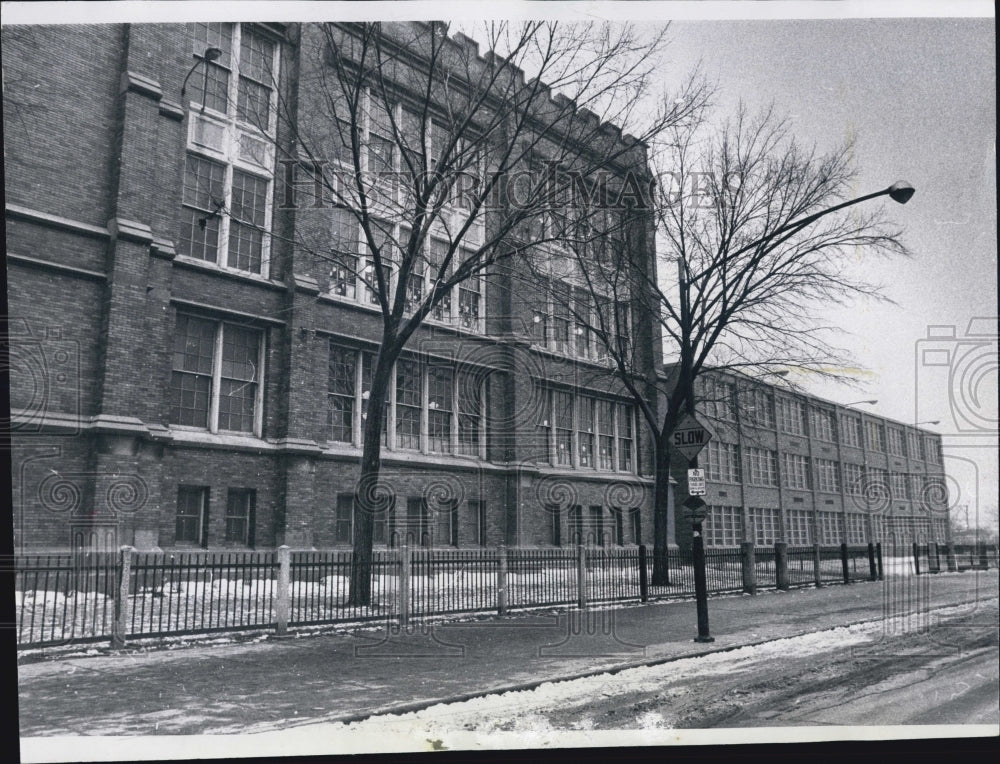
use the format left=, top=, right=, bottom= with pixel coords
left=671, top=413, right=713, bottom=461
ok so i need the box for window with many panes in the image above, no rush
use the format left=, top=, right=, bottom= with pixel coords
left=785, top=510, right=812, bottom=546
left=553, top=390, right=574, bottom=467
left=704, top=441, right=741, bottom=483
left=569, top=505, right=585, bottom=545
left=427, top=362, right=453, bottom=454
left=470, top=499, right=487, bottom=546
left=748, top=508, right=780, bottom=545
left=907, top=431, right=923, bottom=460
left=781, top=453, right=811, bottom=490
left=597, top=399, right=615, bottom=470
left=225, top=488, right=255, bottom=545
left=180, top=24, right=278, bottom=276
left=776, top=397, right=806, bottom=435
left=924, top=437, right=941, bottom=464
left=457, top=370, right=483, bottom=456
left=814, top=458, right=840, bottom=493
left=817, top=511, right=841, bottom=544
left=705, top=506, right=743, bottom=547
left=334, top=493, right=354, bottom=545
left=176, top=486, right=209, bottom=546
left=843, top=463, right=865, bottom=496
left=171, top=314, right=264, bottom=435
left=617, top=403, right=634, bottom=472
left=577, top=396, right=595, bottom=468
left=864, top=420, right=884, bottom=451
left=910, top=473, right=924, bottom=502
left=741, top=387, right=774, bottom=428
left=534, top=386, right=634, bottom=473
left=328, top=344, right=357, bottom=443
left=846, top=514, right=867, bottom=544
left=840, top=415, right=862, bottom=447
left=395, top=358, right=422, bottom=450
left=886, top=427, right=905, bottom=456
left=745, top=447, right=778, bottom=487
left=435, top=500, right=459, bottom=547
left=810, top=408, right=836, bottom=442
left=700, top=377, right=735, bottom=422
left=890, top=472, right=909, bottom=501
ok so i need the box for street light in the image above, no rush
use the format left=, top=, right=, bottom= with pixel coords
left=914, top=420, right=940, bottom=426
left=845, top=399, right=878, bottom=406
left=675, top=183, right=915, bottom=644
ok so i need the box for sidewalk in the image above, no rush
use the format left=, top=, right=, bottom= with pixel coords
left=18, top=570, right=999, bottom=737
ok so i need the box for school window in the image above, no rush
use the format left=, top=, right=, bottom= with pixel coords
left=334, top=493, right=354, bottom=545
left=846, top=514, right=867, bottom=544
left=170, top=314, right=264, bottom=435
left=363, top=218, right=396, bottom=305
left=402, top=497, right=430, bottom=547
left=843, top=463, right=865, bottom=496
left=176, top=486, right=209, bottom=546
left=470, top=499, right=487, bottom=546
left=617, top=403, right=634, bottom=472
left=776, top=397, right=806, bottom=435
left=886, top=427, right=905, bottom=456
left=180, top=24, right=278, bottom=276
left=864, top=420, right=884, bottom=452
left=630, top=509, right=642, bottom=545
left=907, top=431, right=924, bottom=460
left=701, top=377, right=735, bottom=422
left=747, top=507, right=780, bottom=545
left=225, top=488, right=255, bottom=546
left=742, top=387, right=774, bottom=428
left=745, top=447, right=778, bottom=487
left=589, top=506, right=605, bottom=547
left=705, top=506, right=742, bottom=547
left=597, top=399, right=615, bottom=470
left=549, top=507, right=562, bottom=547
left=613, top=508, right=625, bottom=545
left=840, top=415, right=862, bottom=448
left=457, top=251, right=484, bottom=332
left=817, top=511, right=841, bottom=545
left=330, top=207, right=360, bottom=299
left=328, top=344, right=357, bottom=443
left=924, top=437, right=942, bottom=464
left=427, top=362, right=453, bottom=454
left=570, top=506, right=585, bottom=545
left=704, top=441, right=741, bottom=483
left=577, top=396, right=595, bottom=468
left=809, top=408, right=836, bottom=442
left=890, top=473, right=909, bottom=501
left=814, top=458, right=840, bottom=493
left=553, top=390, right=574, bottom=466
left=435, top=500, right=459, bottom=547
left=395, top=359, right=422, bottom=450
left=785, top=510, right=811, bottom=546
left=781, top=453, right=811, bottom=490
left=572, top=287, right=593, bottom=359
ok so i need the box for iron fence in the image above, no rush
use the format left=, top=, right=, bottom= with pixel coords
left=14, top=541, right=931, bottom=649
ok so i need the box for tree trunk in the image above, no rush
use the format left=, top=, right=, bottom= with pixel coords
left=348, top=344, right=395, bottom=606
left=651, top=435, right=672, bottom=585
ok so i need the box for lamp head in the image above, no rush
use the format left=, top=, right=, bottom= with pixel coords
left=888, top=181, right=915, bottom=204
left=203, top=47, right=223, bottom=62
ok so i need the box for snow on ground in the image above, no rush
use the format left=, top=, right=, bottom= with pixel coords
left=241, top=599, right=994, bottom=750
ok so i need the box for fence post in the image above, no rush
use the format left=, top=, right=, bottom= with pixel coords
left=876, top=542, right=884, bottom=580
left=638, top=544, right=649, bottom=603
left=912, top=541, right=921, bottom=575
left=111, top=545, right=134, bottom=649
left=398, top=544, right=410, bottom=627
left=576, top=544, right=587, bottom=610
left=929, top=542, right=941, bottom=573
left=840, top=542, right=850, bottom=584
left=867, top=542, right=878, bottom=581
left=945, top=542, right=958, bottom=572
left=275, top=545, right=290, bottom=636
left=812, top=543, right=822, bottom=588
left=741, top=542, right=757, bottom=595
left=497, top=545, right=508, bottom=616
left=774, top=542, right=789, bottom=591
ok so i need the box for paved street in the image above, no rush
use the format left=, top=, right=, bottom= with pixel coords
left=18, top=570, right=998, bottom=740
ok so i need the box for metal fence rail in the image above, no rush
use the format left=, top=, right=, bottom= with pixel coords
left=786, top=547, right=815, bottom=587
left=754, top=547, right=777, bottom=589
left=507, top=548, right=577, bottom=608
left=15, top=541, right=936, bottom=649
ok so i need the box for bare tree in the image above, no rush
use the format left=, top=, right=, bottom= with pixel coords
left=252, top=21, right=704, bottom=604
left=552, top=102, right=911, bottom=583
